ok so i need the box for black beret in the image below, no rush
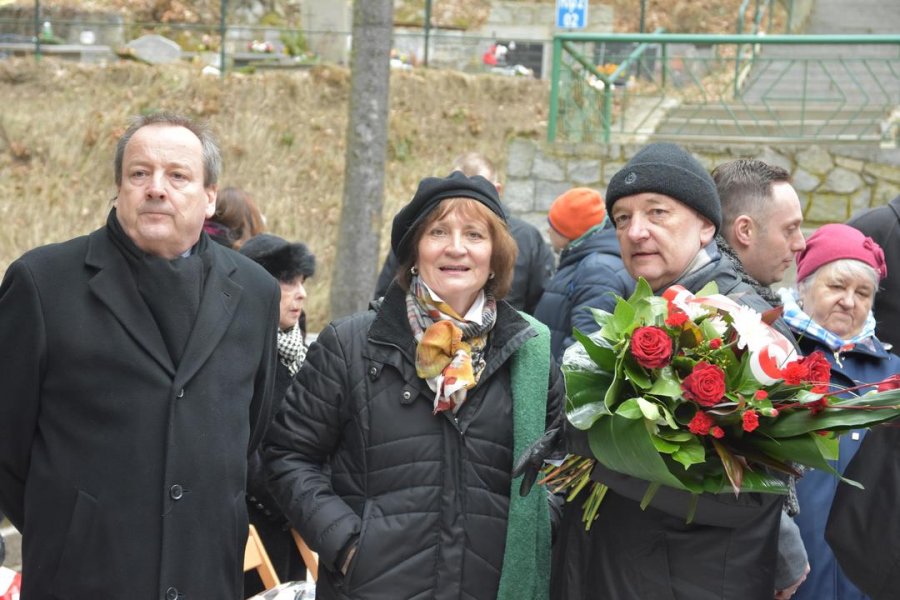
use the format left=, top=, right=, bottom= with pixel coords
left=605, top=143, right=721, bottom=233
left=391, top=171, right=506, bottom=263
left=239, top=234, right=315, bottom=282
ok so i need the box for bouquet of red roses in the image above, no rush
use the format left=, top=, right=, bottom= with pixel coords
left=543, top=278, right=900, bottom=528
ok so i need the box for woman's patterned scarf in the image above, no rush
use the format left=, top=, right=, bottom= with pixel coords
left=276, top=323, right=307, bottom=377
left=406, top=276, right=497, bottom=414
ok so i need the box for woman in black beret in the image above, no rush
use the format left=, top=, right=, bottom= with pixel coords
left=263, top=171, right=563, bottom=599
left=239, top=234, right=316, bottom=594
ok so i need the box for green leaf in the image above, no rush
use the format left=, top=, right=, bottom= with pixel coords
left=587, top=414, right=698, bottom=492
left=749, top=434, right=860, bottom=487
left=588, top=307, right=613, bottom=329
left=624, top=357, right=652, bottom=389
left=656, top=430, right=695, bottom=442
left=738, top=469, right=790, bottom=494
left=651, top=435, right=680, bottom=454
left=694, top=280, right=720, bottom=297
left=627, top=277, right=655, bottom=305
left=572, top=328, right=618, bottom=373
left=637, top=397, right=662, bottom=421
left=648, top=366, right=682, bottom=397
left=671, top=437, right=706, bottom=468
left=567, top=401, right=612, bottom=430
left=616, top=398, right=644, bottom=420
left=761, top=403, right=900, bottom=437
left=563, top=364, right=614, bottom=403
left=640, top=481, right=662, bottom=510
left=611, top=296, right=637, bottom=335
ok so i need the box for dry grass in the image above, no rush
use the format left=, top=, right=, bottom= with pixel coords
left=0, top=58, right=547, bottom=328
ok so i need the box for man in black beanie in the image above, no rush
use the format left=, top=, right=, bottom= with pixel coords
left=551, top=142, right=807, bottom=600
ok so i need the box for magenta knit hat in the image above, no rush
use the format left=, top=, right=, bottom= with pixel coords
left=795, top=223, right=887, bottom=283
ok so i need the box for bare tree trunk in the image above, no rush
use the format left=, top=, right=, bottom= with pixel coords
left=329, top=0, right=393, bottom=319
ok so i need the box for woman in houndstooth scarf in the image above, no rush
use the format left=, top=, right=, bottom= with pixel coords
left=240, top=233, right=317, bottom=594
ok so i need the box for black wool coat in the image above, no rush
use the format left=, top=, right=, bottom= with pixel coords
left=847, top=194, right=900, bottom=354
left=264, top=283, right=564, bottom=600
left=0, top=227, right=279, bottom=599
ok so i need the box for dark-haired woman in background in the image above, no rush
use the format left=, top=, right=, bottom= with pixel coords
left=240, top=234, right=316, bottom=594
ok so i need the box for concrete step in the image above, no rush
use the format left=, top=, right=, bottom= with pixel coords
left=665, top=104, right=889, bottom=120
left=656, top=122, right=880, bottom=136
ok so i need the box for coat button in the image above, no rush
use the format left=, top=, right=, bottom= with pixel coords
left=169, top=484, right=184, bottom=500
left=369, top=366, right=377, bottom=376
left=165, top=587, right=179, bottom=600
left=176, top=389, right=184, bottom=398
left=402, top=391, right=411, bottom=400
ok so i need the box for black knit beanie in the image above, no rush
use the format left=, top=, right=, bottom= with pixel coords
left=605, top=143, right=721, bottom=233
left=239, top=234, right=316, bottom=282
left=391, top=171, right=506, bottom=264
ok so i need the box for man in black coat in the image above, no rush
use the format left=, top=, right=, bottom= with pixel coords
left=0, top=112, right=279, bottom=599
left=848, top=194, right=900, bottom=354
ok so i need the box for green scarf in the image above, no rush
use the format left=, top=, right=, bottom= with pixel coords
left=497, top=312, right=552, bottom=600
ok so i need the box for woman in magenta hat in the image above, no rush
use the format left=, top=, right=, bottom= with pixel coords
left=776, top=223, right=899, bottom=600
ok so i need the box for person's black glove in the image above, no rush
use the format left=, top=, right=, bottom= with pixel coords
left=512, top=427, right=560, bottom=497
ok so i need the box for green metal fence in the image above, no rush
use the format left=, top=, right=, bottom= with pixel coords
left=549, top=32, right=900, bottom=145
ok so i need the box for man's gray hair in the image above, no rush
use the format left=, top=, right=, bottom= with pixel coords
left=712, top=159, right=791, bottom=231
left=451, top=152, right=498, bottom=184
left=114, top=112, right=222, bottom=188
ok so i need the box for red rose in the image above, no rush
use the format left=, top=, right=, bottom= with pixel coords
left=781, top=361, right=808, bottom=385
left=681, top=361, right=726, bottom=407
left=742, top=410, right=760, bottom=432
left=754, top=390, right=768, bottom=400
left=709, top=338, right=722, bottom=349
left=711, top=426, right=725, bottom=439
left=688, top=410, right=715, bottom=435
left=800, top=351, right=831, bottom=393
left=630, top=326, right=673, bottom=369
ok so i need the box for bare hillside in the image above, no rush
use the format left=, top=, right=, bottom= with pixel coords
left=0, top=58, right=548, bottom=329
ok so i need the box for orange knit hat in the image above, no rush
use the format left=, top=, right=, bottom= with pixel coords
left=548, top=187, right=606, bottom=240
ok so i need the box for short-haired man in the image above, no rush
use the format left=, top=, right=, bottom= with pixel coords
left=374, top=152, right=555, bottom=314
left=712, top=159, right=806, bottom=303
left=0, top=113, right=279, bottom=598
left=550, top=143, right=806, bottom=600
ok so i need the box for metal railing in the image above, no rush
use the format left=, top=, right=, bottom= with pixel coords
left=548, top=32, right=900, bottom=145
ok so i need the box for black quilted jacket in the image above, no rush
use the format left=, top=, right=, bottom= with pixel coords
left=264, top=282, right=564, bottom=600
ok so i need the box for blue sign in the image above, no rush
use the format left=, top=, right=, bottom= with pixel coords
left=556, top=0, right=588, bottom=29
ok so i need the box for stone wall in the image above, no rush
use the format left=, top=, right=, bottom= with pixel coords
left=503, top=138, right=900, bottom=231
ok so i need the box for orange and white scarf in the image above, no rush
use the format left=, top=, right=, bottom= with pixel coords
left=406, top=276, right=496, bottom=414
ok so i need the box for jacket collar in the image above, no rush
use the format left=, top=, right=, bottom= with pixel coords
left=86, top=228, right=243, bottom=384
